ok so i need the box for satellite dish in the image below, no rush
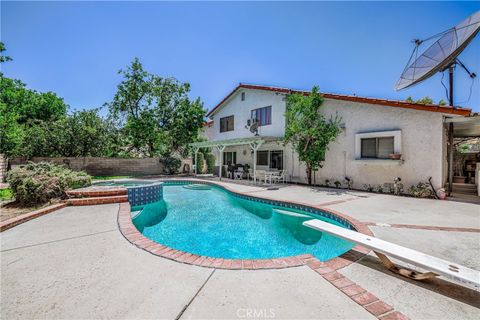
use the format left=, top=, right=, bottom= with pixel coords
left=395, top=11, right=480, bottom=104
left=245, top=118, right=259, bottom=136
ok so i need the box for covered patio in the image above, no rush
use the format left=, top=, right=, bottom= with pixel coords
left=445, top=116, right=480, bottom=199
left=189, top=136, right=285, bottom=184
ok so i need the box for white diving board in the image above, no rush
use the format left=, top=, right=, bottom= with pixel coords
left=304, top=219, right=480, bottom=290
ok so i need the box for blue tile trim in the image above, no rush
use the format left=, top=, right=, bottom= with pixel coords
left=159, top=179, right=355, bottom=230
left=127, top=182, right=163, bottom=206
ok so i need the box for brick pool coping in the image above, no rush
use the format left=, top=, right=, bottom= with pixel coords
left=117, top=179, right=374, bottom=271
left=117, top=179, right=409, bottom=319
left=1, top=178, right=408, bottom=319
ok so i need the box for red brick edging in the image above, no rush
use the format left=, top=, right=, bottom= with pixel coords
left=116, top=178, right=374, bottom=272
left=66, top=188, right=127, bottom=198
left=0, top=203, right=67, bottom=232
left=0, top=187, right=129, bottom=232
left=0, top=179, right=409, bottom=319
left=66, top=195, right=128, bottom=206
left=117, top=179, right=409, bottom=319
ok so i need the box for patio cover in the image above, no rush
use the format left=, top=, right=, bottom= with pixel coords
left=189, top=136, right=283, bottom=148
left=189, top=136, right=284, bottom=182
left=444, top=116, right=480, bottom=138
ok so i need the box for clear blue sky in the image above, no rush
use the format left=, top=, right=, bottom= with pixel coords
left=2, top=1, right=480, bottom=113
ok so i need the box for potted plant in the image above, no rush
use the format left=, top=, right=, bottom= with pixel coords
left=389, top=153, right=402, bottom=160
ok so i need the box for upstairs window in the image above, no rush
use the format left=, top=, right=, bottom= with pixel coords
left=241, top=92, right=245, bottom=101
left=251, top=106, right=272, bottom=126
left=361, top=137, right=394, bottom=159
left=220, top=115, right=234, bottom=132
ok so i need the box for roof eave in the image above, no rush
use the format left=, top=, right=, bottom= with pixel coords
left=206, top=83, right=472, bottom=118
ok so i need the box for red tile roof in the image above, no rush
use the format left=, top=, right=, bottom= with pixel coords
left=203, top=119, right=213, bottom=127
left=206, top=83, right=471, bottom=117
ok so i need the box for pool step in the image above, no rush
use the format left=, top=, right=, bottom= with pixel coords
left=66, top=188, right=127, bottom=198
left=66, top=195, right=128, bottom=206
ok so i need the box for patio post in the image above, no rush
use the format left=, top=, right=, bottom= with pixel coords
left=194, top=147, right=199, bottom=176
left=216, top=145, right=225, bottom=180
left=448, top=123, right=454, bottom=196
left=249, top=141, right=262, bottom=184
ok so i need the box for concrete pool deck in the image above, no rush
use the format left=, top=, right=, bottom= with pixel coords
left=1, top=180, right=479, bottom=319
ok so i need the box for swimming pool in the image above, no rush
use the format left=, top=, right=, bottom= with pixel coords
left=132, top=183, right=355, bottom=261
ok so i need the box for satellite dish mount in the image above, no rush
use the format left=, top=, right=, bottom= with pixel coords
left=395, top=11, right=480, bottom=107
left=395, top=11, right=480, bottom=198
left=245, top=118, right=259, bottom=136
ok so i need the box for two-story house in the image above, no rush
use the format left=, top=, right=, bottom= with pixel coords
left=191, top=83, right=472, bottom=191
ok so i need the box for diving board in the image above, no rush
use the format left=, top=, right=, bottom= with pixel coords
left=303, top=219, right=480, bottom=289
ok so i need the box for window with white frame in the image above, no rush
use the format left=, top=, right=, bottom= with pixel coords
left=220, top=115, right=234, bottom=132
left=251, top=106, right=272, bottom=126
left=223, top=151, right=237, bottom=165
left=361, top=137, right=394, bottom=159
left=355, top=130, right=401, bottom=160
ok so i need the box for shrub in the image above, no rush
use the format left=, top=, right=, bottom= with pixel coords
left=334, top=180, right=342, bottom=188
left=196, top=152, right=204, bottom=173
left=205, top=153, right=215, bottom=174
left=408, top=182, right=434, bottom=198
left=325, top=179, right=331, bottom=187
left=6, top=162, right=91, bottom=206
left=363, top=184, right=374, bottom=192
left=160, top=156, right=181, bottom=175
left=0, top=188, right=13, bottom=201
left=344, top=177, right=353, bottom=189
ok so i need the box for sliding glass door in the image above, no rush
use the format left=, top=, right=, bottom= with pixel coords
left=256, top=150, right=283, bottom=170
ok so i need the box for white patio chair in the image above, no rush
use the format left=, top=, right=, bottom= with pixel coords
left=271, top=170, right=287, bottom=184
left=255, top=170, right=267, bottom=184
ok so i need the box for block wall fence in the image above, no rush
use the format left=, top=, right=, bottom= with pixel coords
left=9, top=157, right=193, bottom=176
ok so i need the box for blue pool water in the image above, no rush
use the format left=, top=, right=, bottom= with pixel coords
left=133, top=185, right=354, bottom=261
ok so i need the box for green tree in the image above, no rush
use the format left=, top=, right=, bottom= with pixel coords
left=415, top=96, right=434, bottom=104
left=0, top=42, right=12, bottom=63
left=284, top=86, right=342, bottom=185
left=0, top=76, right=67, bottom=124
left=0, top=102, right=24, bottom=157
left=406, top=96, right=445, bottom=105
left=61, top=109, right=110, bottom=157
left=108, top=58, right=205, bottom=157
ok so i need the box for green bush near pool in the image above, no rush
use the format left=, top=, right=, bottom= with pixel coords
left=6, top=162, right=91, bottom=206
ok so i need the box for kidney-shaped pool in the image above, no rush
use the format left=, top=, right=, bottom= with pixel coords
left=132, top=183, right=355, bottom=261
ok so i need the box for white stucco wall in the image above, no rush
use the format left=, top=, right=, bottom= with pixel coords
left=207, top=89, right=448, bottom=190
left=209, top=89, right=286, bottom=140
left=290, top=99, right=446, bottom=190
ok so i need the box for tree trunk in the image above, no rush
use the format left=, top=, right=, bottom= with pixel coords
left=306, top=165, right=312, bottom=185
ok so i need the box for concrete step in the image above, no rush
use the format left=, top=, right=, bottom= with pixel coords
left=66, top=188, right=127, bottom=198
left=452, top=185, right=477, bottom=195
left=66, top=195, right=128, bottom=206
left=452, top=183, right=476, bottom=189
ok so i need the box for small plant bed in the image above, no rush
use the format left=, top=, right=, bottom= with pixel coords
left=0, top=201, right=60, bottom=222
left=296, top=177, right=439, bottom=199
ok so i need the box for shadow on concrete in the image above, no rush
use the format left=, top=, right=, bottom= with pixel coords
left=342, top=253, right=480, bottom=308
